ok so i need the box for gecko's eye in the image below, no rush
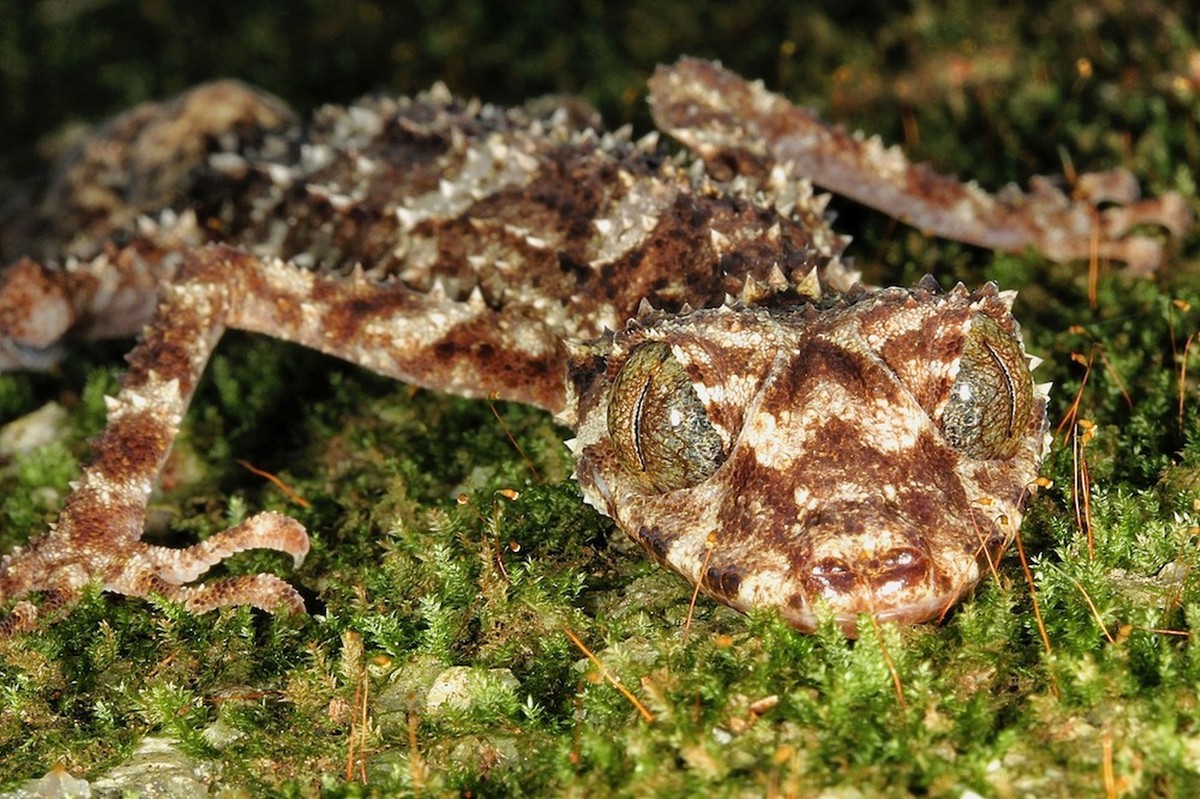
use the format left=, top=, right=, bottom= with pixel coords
left=941, top=314, right=1034, bottom=460
left=607, top=341, right=726, bottom=492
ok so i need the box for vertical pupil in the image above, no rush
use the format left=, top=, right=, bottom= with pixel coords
left=981, top=339, right=1018, bottom=439
left=607, top=341, right=725, bottom=492
left=630, top=373, right=653, bottom=471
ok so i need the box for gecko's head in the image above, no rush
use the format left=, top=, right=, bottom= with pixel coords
left=566, top=281, right=1049, bottom=635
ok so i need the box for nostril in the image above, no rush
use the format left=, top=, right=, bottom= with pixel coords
left=805, top=557, right=856, bottom=596
left=879, top=547, right=921, bottom=569
left=801, top=547, right=932, bottom=605
left=871, top=547, right=929, bottom=593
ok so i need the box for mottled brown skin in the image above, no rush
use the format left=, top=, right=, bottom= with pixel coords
left=569, top=285, right=1047, bottom=633
left=7, top=58, right=1166, bottom=636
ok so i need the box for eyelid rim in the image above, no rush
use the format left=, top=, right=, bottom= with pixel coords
left=606, top=340, right=726, bottom=492
left=940, top=313, right=1034, bottom=460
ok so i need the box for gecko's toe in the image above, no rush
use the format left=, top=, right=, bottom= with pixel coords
left=147, top=511, right=310, bottom=584
left=0, top=600, right=40, bottom=637
left=178, top=574, right=308, bottom=616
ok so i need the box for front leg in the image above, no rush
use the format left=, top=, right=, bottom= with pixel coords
left=0, top=252, right=309, bottom=634
left=650, top=58, right=1191, bottom=274
left=0, top=244, right=569, bottom=634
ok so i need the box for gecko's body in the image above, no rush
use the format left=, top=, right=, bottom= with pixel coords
left=0, top=60, right=1186, bottom=635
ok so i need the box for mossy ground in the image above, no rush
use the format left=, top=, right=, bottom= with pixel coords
left=2, top=1, right=1200, bottom=796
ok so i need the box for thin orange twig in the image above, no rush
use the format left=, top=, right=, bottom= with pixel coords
left=865, top=613, right=907, bottom=711
left=1102, top=729, right=1116, bottom=799
left=684, top=534, right=718, bottom=637
left=1095, top=349, right=1133, bottom=409
left=488, top=392, right=541, bottom=482
left=1088, top=209, right=1101, bottom=309
left=1180, top=332, right=1197, bottom=433
left=1140, top=627, right=1192, bottom=637
left=1072, top=421, right=1095, bottom=560
left=345, top=662, right=369, bottom=783
left=236, top=459, right=311, bottom=507
left=1013, top=528, right=1060, bottom=698
left=408, top=711, right=424, bottom=797
left=1064, top=573, right=1115, bottom=644
left=1055, top=350, right=1094, bottom=437
left=561, top=624, right=654, bottom=723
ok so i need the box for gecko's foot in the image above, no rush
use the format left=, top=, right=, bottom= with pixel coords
left=130, top=510, right=311, bottom=614
left=0, top=511, right=310, bottom=637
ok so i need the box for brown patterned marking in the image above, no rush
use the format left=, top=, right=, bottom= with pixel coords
left=636, top=526, right=676, bottom=562
left=124, top=324, right=208, bottom=396
left=612, top=198, right=722, bottom=312
left=783, top=337, right=872, bottom=399
left=430, top=314, right=565, bottom=391
left=493, top=146, right=619, bottom=238
left=702, top=564, right=744, bottom=602
left=320, top=284, right=417, bottom=342
left=87, top=414, right=176, bottom=483
left=861, top=296, right=968, bottom=402
left=57, top=494, right=144, bottom=549
left=901, top=430, right=973, bottom=511
left=0, top=259, right=72, bottom=345
left=714, top=450, right=799, bottom=549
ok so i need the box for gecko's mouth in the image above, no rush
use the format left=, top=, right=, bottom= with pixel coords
left=728, top=508, right=999, bottom=637
left=839, top=591, right=972, bottom=637
left=778, top=581, right=978, bottom=637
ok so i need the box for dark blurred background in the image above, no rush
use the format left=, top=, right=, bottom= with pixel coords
left=2, top=0, right=1194, bottom=187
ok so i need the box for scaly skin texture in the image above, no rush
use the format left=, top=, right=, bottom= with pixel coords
left=0, top=59, right=1182, bottom=636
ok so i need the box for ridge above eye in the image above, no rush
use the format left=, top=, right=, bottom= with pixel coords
left=606, top=341, right=726, bottom=492
left=942, top=314, right=1034, bottom=460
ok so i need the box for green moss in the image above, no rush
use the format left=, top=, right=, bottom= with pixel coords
left=3, top=0, right=1200, bottom=795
